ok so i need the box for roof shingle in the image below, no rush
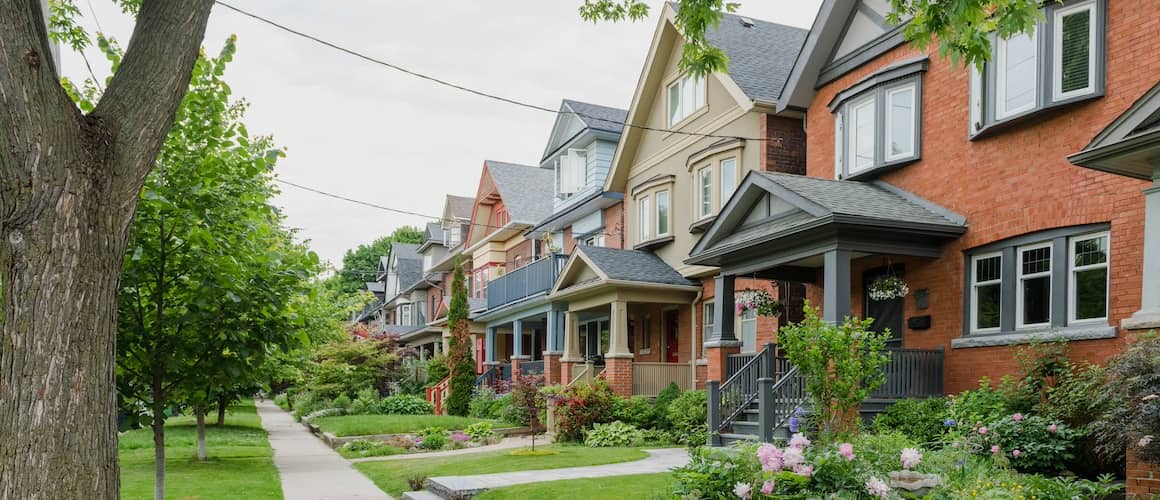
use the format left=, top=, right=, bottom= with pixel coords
left=576, top=246, right=698, bottom=287
left=485, top=161, right=555, bottom=225
left=700, top=10, right=809, bottom=104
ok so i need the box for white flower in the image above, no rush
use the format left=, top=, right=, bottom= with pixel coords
left=1140, top=435, right=1154, bottom=448
left=865, top=477, right=891, bottom=499
left=788, top=433, right=811, bottom=449
left=900, top=447, right=923, bottom=470
left=732, top=482, right=751, bottom=499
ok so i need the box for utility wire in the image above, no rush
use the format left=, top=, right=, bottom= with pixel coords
left=213, top=1, right=769, bottom=143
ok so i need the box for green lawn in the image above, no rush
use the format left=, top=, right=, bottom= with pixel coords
left=354, top=445, right=650, bottom=498
left=312, top=414, right=492, bottom=437
left=475, top=472, right=675, bottom=500
left=119, top=400, right=281, bottom=500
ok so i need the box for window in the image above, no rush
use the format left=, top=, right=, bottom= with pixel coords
left=698, top=166, right=713, bottom=218
left=668, top=74, right=706, bottom=126
left=1069, top=232, right=1109, bottom=322
left=970, top=0, right=1104, bottom=133
left=1017, top=243, right=1052, bottom=327
left=833, top=73, right=922, bottom=178
left=702, top=301, right=715, bottom=357
left=720, top=158, right=738, bottom=205
left=656, top=190, right=671, bottom=236
left=740, top=309, right=757, bottom=353
left=556, top=149, right=588, bottom=199
left=642, top=315, right=653, bottom=350
left=638, top=196, right=650, bottom=242
left=583, top=233, right=605, bottom=247
left=399, top=304, right=412, bottom=325
left=971, top=253, right=1003, bottom=332
left=448, top=225, right=461, bottom=247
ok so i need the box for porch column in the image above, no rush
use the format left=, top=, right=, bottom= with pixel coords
left=705, top=274, right=741, bottom=383
left=1125, top=170, right=1160, bottom=330
left=543, top=307, right=564, bottom=385
left=485, top=326, right=498, bottom=366
left=511, top=319, right=528, bottom=377
left=560, top=311, right=582, bottom=383
left=605, top=300, right=633, bottom=396
left=824, top=249, right=852, bottom=324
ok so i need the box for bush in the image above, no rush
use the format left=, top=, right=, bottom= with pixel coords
left=417, top=427, right=448, bottom=450
left=426, top=354, right=450, bottom=385
left=468, top=386, right=500, bottom=419
left=948, top=377, right=1010, bottom=426
left=291, top=391, right=330, bottom=419
left=349, top=387, right=380, bottom=415
left=639, top=428, right=677, bottom=445
left=652, top=383, right=682, bottom=428
left=331, top=394, right=353, bottom=411
left=612, top=396, right=655, bottom=429
left=552, top=379, right=617, bottom=442
left=506, top=373, right=544, bottom=427
left=673, top=447, right=757, bottom=499
left=584, top=421, right=643, bottom=447
left=273, top=393, right=290, bottom=411
left=339, top=439, right=407, bottom=459
left=1093, top=333, right=1160, bottom=464
left=463, top=421, right=496, bottom=443
left=978, top=414, right=1082, bottom=474
left=667, top=390, right=708, bottom=445
left=377, top=394, right=433, bottom=415
left=871, top=397, right=950, bottom=445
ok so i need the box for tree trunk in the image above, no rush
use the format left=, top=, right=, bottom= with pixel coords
left=151, top=382, right=166, bottom=500
left=195, top=404, right=208, bottom=462
left=0, top=1, right=214, bottom=498
left=217, top=394, right=228, bottom=426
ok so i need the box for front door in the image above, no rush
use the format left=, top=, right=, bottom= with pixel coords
left=664, top=310, right=680, bottom=363
left=864, top=266, right=904, bottom=347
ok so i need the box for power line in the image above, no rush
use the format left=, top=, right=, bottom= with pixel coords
left=213, top=1, right=769, bottom=143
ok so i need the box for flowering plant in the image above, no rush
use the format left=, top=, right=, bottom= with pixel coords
left=735, top=288, right=783, bottom=317
left=868, top=276, right=909, bottom=301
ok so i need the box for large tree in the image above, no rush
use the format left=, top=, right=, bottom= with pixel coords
left=327, top=226, right=424, bottom=296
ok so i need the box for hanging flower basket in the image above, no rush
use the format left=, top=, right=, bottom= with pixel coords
left=735, top=289, right=784, bottom=317
left=868, top=276, right=910, bottom=301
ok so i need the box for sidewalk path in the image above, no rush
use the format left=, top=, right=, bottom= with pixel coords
left=256, top=399, right=388, bottom=500
left=349, top=435, right=537, bottom=463
left=425, top=448, right=689, bottom=498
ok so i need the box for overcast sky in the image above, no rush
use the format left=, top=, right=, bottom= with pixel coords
left=61, top=1, right=822, bottom=269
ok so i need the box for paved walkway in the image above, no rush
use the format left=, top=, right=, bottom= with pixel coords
left=425, top=448, right=689, bottom=498
left=256, top=399, right=388, bottom=500
left=349, top=435, right=538, bottom=463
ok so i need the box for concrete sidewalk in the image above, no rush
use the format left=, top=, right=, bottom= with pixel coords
left=256, top=399, right=388, bottom=500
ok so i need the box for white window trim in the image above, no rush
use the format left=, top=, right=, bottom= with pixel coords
left=697, top=166, right=713, bottom=219
left=655, top=190, right=671, bottom=237
left=848, top=95, right=877, bottom=174
left=1067, top=231, right=1110, bottom=324
left=667, top=74, right=706, bottom=127
left=995, top=31, right=1039, bottom=120
left=971, top=252, right=1003, bottom=333
left=833, top=112, right=844, bottom=179
left=1052, top=0, right=1097, bottom=101
left=884, top=84, right=917, bottom=162
left=638, top=195, right=650, bottom=243
left=1015, top=242, right=1053, bottom=329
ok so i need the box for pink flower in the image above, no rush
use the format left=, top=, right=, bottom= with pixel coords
left=781, top=446, right=805, bottom=469
left=978, top=427, right=988, bottom=435
left=757, top=443, right=783, bottom=472
left=838, top=443, right=856, bottom=461
left=1048, top=424, right=1058, bottom=433
left=991, top=445, right=1001, bottom=454
left=952, top=442, right=960, bottom=449
left=1012, top=449, right=1022, bottom=458
left=793, top=464, right=814, bottom=477
left=760, top=480, right=776, bottom=495
left=789, top=433, right=811, bottom=449
left=900, top=448, right=922, bottom=469
left=733, top=482, right=751, bottom=499
left=865, top=477, right=890, bottom=499
left=1013, top=413, right=1024, bottom=422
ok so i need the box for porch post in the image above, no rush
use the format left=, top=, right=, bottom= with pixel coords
left=1125, top=169, right=1160, bottom=330
left=561, top=311, right=582, bottom=383
left=605, top=300, right=633, bottom=396
left=511, top=319, right=528, bottom=377
left=543, top=306, right=564, bottom=385
left=706, top=274, right=741, bottom=383
left=823, top=249, right=852, bottom=324
left=485, top=326, right=498, bottom=365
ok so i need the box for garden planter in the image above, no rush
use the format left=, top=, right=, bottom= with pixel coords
left=888, top=470, right=941, bottom=497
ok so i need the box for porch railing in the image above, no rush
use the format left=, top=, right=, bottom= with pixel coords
left=426, top=376, right=451, bottom=415
left=485, top=254, right=568, bottom=310
left=709, top=343, right=777, bottom=444
left=568, top=362, right=594, bottom=386
left=872, top=348, right=944, bottom=399
left=475, top=365, right=498, bottom=389
left=518, top=360, right=544, bottom=376
left=759, top=365, right=807, bottom=441
left=632, top=362, right=693, bottom=396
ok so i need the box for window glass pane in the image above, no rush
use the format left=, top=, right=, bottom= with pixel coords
left=1021, top=246, right=1051, bottom=275
left=693, top=76, right=706, bottom=110
left=1022, top=276, right=1051, bottom=325
left=976, top=284, right=1002, bottom=329
left=886, top=86, right=915, bottom=159
left=975, top=255, right=1002, bottom=282
left=720, top=159, right=738, bottom=204
left=682, top=76, right=696, bottom=118
left=999, top=33, right=1038, bottom=117
left=656, top=191, right=670, bottom=235
left=699, top=167, right=712, bottom=217
left=1059, top=7, right=1092, bottom=94
left=741, top=310, right=757, bottom=352
left=1073, top=236, right=1107, bottom=267
left=668, top=82, right=681, bottom=126
left=850, top=98, right=876, bottom=171
left=638, top=197, right=649, bottom=241
left=1074, top=268, right=1108, bottom=320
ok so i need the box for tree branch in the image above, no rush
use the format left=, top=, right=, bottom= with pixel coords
left=92, top=0, right=214, bottom=196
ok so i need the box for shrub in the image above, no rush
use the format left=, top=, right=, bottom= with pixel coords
left=291, top=391, right=329, bottom=418
left=417, top=427, right=448, bottom=450
left=331, top=394, right=353, bottom=411
left=673, top=447, right=757, bottom=499
left=463, top=421, right=496, bottom=443
left=667, top=390, right=708, bottom=445
left=468, top=386, right=499, bottom=419
left=612, top=396, right=655, bottom=429
left=426, top=354, right=450, bottom=385
left=377, top=394, right=433, bottom=415
left=584, top=421, right=643, bottom=447
left=1004, top=339, right=1072, bottom=413
left=652, top=383, right=682, bottom=428
left=976, top=414, right=1082, bottom=474
left=849, top=432, right=916, bottom=473
left=349, top=387, right=380, bottom=415
left=339, top=440, right=407, bottom=459
left=273, top=393, right=290, bottom=411
left=490, top=393, right=515, bottom=421
left=639, top=428, right=677, bottom=445
left=552, top=379, right=617, bottom=442
left=871, top=397, right=950, bottom=445
left=1093, top=333, right=1160, bottom=464
left=948, top=377, right=1010, bottom=426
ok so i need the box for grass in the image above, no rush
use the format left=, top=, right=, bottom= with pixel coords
left=474, top=472, right=676, bottom=500
left=354, top=444, right=651, bottom=498
left=312, top=414, right=492, bottom=437
left=336, top=443, right=409, bottom=459
left=119, top=400, right=281, bottom=500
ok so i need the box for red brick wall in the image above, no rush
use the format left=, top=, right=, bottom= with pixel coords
left=603, top=202, right=625, bottom=249
left=1128, top=450, right=1160, bottom=498
left=504, top=239, right=534, bottom=270
left=563, top=227, right=578, bottom=254
left=802, top=0, right=1157, bottom=393
left=760, top=114, right=806, bottom=175
left=627, top=304, right=692, bottom=363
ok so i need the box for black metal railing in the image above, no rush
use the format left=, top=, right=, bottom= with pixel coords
left=872, top=348, right=944, bottom=399
left=485, top=254, right=568, bottom=310
left=518, top=360, right=544, bottom=375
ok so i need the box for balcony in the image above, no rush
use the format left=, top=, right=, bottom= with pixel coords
left=485, top=254, right=567, bottom=310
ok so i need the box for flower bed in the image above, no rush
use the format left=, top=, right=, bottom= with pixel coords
left=336, top=421, right=505, bottom=458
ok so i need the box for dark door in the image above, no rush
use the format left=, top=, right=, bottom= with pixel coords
left=664, top=311, right=680, bottom=363
left=778, top=281, right=807, bottom=325
left=864, top=266, right=904, bottom=347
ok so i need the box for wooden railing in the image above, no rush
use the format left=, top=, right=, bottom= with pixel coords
left=425, top=376, right=451, bottom=415
left=872, top=348, right=945, bottom=399
left=632, top=362, right=693, bottom=396
left=568, top=362, right=594, bottom=386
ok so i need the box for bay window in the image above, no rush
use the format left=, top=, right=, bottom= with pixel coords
left=668, top=74, right=706, bottom=126
left=638, top=196, right=650, bottom=242
left=720, top=158, right=738, bottom=205
left=831, top=58, right=924, bottom=179
left=698, top=166, right=713, bottom=219
left=1017, top=243, right=1052, bottom=328
left=656, top=190, right=671, bottom=236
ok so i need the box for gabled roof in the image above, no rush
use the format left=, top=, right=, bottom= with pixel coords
left=365, top=281, right=385, bottom=294
left=700, top=9, right=809, bottom=104
left=445, top=195, right=475, bottom=221
left=689, top=171, right=966, bottom=265
left=424, top=222, right=444, bottom=244
left=389, top=242, right=422, bottom=262
left=1069, top=81, right=1160, bottom=180
left=542, top=100, right=629, bottom=162
left=563, top=99, right=628, bottom=135
left=395, top=258, right=423, bottom=294
left=576, top=246, right=700, bottom=287
left=484, top=160, right=555, bottom=225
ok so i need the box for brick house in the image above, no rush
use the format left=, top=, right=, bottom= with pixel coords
left=688, top=0, right=1159, bottom=449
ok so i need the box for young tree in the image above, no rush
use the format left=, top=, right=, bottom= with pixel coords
left=327, top=226, right=424, bottom=296
left=0, top=1, right=215, bottom=497
left=445, top=256, right=475, bottom=416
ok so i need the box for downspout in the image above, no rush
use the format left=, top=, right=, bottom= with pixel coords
left=689, top=289, right=703, bottom=389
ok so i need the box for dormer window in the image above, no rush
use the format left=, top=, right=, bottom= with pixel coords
left=668, top=74, right=706, bottom=126
left=555, top=149, right=588, bottom=200
left=830, top=58, right=926, bottom=179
